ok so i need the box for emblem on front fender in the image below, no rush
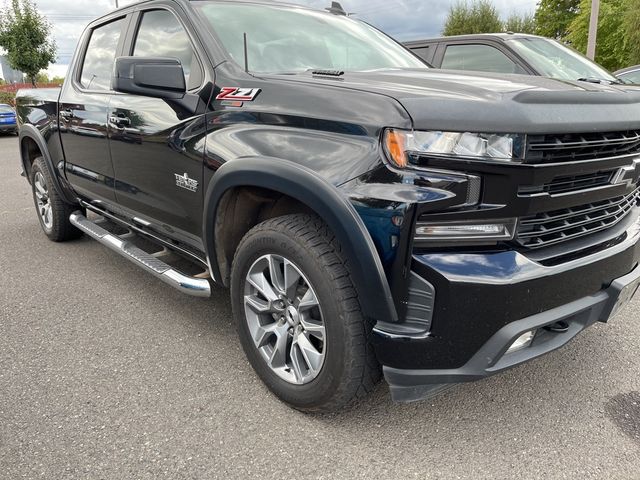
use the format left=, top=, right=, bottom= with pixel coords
left=216, top=87, right=261, bottom=101
left=175, top=172, right=198, bottom=192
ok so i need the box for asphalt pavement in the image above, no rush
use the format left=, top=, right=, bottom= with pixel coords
left=1, top=135, right=639, bottom=479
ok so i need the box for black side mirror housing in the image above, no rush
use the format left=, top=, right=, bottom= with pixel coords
left=112, top=57, right=186, bottom=99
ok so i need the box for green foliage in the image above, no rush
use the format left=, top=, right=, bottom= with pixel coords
left=623, top=0, right=640, bottom=66
left=0, top=91, right=16, bottom=106
left=51, top=75, right=65, bottom=85
left=504, top=13, right=537, bottom=34
left=443, top=0, right=504, bottom=35
left=35, top=71, right=49, bottom=83
left=0, top=0, right=56, bottom=86
left=534, top=0, right=580, bottom=39
left=567, top=0, right=629, bottom=71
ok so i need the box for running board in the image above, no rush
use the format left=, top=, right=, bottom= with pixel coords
left=70, top=212, right=211, bottom=298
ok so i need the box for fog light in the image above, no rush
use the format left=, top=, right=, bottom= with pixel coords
left=506, top=330, right=536, bottom=354
left=414, top=219, right=517, bottom=243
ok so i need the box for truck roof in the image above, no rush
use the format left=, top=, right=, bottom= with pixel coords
left=92, top=0, right=324, bottom=23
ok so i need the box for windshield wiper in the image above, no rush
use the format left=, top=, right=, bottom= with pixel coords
left=577, top=77, right=624, bottom=85
left=577, top=77, right=604, bottom=84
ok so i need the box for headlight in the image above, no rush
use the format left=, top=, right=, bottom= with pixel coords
left=383, top=129, right=524, bottom=168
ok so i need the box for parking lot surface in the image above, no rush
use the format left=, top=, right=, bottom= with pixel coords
left=1, top=135, right=639, bottom=479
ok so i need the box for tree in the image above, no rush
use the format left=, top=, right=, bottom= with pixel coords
left=624, top=0, right=640, bottom=66
left=35, top=71, right=50, bottom=83
left=567, top=0, right=628, bottom=71
left=443, top=0, right=503, bottom=36
left=51, top=75, right=65, bottom=85
left=0, top=0, right=56, bottom=86
left=534, top=0, right=580, bottom=39
left=504, top=13, right=537, bottom=34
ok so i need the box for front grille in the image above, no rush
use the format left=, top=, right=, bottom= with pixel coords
left=519, top=170, right=615, bottom=195
left=526, top=130, right=640, bottom=163
left=516, top=188, right=640, bottom=249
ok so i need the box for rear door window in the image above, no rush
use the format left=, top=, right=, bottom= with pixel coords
left=80, top=18, right=125, bottom=91
left=441, top=43, right=526, bottom=74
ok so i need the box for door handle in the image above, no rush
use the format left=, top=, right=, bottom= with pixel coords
left=109, top=115, right=131, bottom=128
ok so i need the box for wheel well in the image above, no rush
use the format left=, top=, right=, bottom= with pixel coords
left=214, top=186, right=314, bottom=286
left=20, top=136, right=42, bottom=181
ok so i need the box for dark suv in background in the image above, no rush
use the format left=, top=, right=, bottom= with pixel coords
left=405, top=33, right=621, bottom=85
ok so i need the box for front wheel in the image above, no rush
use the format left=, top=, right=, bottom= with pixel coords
left=231, top=214, right=380, bottom=412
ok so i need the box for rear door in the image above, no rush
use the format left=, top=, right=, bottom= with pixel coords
left=107, top=5, right=208, bottom=245
left=59, top=16, right=129, bottom=202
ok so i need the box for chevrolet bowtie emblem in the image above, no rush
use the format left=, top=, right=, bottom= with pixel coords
left=175, top=172, right=198, bottom=192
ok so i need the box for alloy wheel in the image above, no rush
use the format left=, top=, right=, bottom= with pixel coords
left=243, top=254, right=326, bottom=385
left=34, top=171, right=53, bottom=229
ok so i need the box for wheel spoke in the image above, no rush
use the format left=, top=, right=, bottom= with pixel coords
left=244, top=294, right=273, bottom=314
left=290, top=341, right=305, bottom=383
left=297, top=287, right=319, bottom=311
left=283, top=260, right=302, bottom=300
left=269, top=329, right=289, bottom=368
left=247, top=271, right=279, bottom=302
left=267, top=255, right=286, bottom=294
left=35, top=180, right=46, bottom=197
left=296, top=332, right=324, bottom=372
left=252, top=322, right=277, bottom=348
left=45, top=204, right=52, bottom=225
left=300, top=318, right=325, bottom=341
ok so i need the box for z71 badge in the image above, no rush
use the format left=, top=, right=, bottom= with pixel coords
left=216, top=87, right=261, bottom=101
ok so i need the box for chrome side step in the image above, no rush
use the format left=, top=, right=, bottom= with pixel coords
left=70, top=212, right=211, bottom=298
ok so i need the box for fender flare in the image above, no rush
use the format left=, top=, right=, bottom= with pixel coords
left=19, top=125, right=75, bottom=204
left=203, top=156, right=398, bottom=324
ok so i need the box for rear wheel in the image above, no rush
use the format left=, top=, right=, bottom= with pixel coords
left=30, top=156, right=82, bottom=242
left=231, top=214, right=380, bottom=412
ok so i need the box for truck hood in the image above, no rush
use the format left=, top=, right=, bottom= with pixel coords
left=267, top=69, right=640, bottom=134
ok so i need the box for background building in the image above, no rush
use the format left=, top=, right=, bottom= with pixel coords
left=0, top=55, right=25, bottom=83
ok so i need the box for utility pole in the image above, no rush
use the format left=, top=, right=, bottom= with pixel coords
left=586, top=0, right=600, bottom=60
left=115, top=0, right=119, bottom=8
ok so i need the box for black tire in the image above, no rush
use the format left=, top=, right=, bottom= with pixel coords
left=30, top=156, right=83, bottom=242
left=231, top=213, right=380, bottom=412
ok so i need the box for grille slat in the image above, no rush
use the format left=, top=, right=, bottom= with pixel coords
left=516, top=188, right=640, bottom=249
left=526, top=130, right=640, bottom=163
left=519, top=171, right=615, bottom=195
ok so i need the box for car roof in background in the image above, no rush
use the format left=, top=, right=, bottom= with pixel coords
left=404, top=33, right=543, bottom=46
left=615, top=65, right=640, bottom=75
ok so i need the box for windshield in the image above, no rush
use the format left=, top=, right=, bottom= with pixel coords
left=194, top=3, right=427, bottom=74
left=0, top=105, right=14, bottom=114
left=507, top=37, right=618, bottom=83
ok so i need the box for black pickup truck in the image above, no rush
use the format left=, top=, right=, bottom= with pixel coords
left=16, top=0, right=640, bottom=412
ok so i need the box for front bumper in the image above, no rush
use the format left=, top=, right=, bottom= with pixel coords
left=374, top=212, right=640, bottom=402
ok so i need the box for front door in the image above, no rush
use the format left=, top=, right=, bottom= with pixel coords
left=60, top=16, right=128, bottom=203
left=108, top=8, right=206, bottom=243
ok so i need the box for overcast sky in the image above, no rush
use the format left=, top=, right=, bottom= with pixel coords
left=33, top=0, right=538, bottom=77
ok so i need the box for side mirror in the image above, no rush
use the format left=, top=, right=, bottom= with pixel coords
left=112, top=57, right=186, bottom=99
